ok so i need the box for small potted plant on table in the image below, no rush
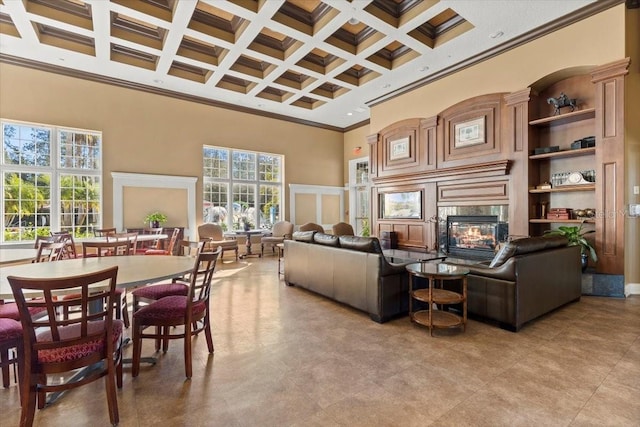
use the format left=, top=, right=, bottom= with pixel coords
left=144, top=212, right=167, bottom=229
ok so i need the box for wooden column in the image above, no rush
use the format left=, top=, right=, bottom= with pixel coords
left=591, top=58, right=630, bottom=274
left=504, top=88, right=534, bottom=238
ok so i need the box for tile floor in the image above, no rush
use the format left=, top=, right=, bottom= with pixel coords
left=2, top=256, right=639, bottom=426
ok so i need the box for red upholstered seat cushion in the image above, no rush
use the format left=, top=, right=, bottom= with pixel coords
left=0, top=318, right=22, bottom=341
left=35, top=319, right=124, bottom=363
left=131, top=283, right=188, bottom=300
left=143, top=249, right=169, bottom=255
left=0, top=302, right=47, bottom=320
left=133, top=296, right=205, bottom=322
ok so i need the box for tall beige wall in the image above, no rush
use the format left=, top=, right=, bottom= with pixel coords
left=0, top=64, right=344, bottom=228
left=370, top=5, right=626, bottom=132
left=625, top=7, right=640, bottom=290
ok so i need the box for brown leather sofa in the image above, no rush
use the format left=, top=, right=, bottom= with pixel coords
left=284, top=232, right=410, bottom=323
left=447, top=235, right=582, bottom=331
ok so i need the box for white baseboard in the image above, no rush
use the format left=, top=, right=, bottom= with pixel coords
left=625, top=283, right=640, bottom=296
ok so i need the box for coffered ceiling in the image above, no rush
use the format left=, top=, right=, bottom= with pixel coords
left=0, top=0, right=610, bottom=130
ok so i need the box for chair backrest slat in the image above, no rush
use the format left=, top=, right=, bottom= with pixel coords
left=108, top=232, right=138, bottom=254
left=83, top=240, right=131, bottom=257
left=7, top=266, right=119, bottom=365
left=187, top=247, right=221, bottom=317
left=33, top=241, right=66, bottom=263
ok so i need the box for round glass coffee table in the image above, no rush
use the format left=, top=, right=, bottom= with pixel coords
left=405, top=262, right=470, bottom=336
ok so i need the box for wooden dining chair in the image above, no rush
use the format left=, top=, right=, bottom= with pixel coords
left=33, top=242, right=66, bottom=263
left=33, top=234, right=60, bottom=249
left=0, top=317, right=23, bottom=390
left=50, top=232, right=78, bottom=259
left=79, top=240, right=132, bottom=327
left=108, top=232, right=138, bottom=255
left=7, top=266, right=124, bottom=426
left=132, top=247, right=221, bottom=379
left=83, top=240, right=131, bottom=257
left=131, top=241, right=205, bottom=314
left=131, top=227, right=163, bottom=254
left=94, top=227, right=116, bottom=237
left=144, top=228, right=179, bottom=255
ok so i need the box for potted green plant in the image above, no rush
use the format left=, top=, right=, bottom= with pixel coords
left=143, top=212, right=167, bottom=228
left=544, top=224, right=597, bottom=271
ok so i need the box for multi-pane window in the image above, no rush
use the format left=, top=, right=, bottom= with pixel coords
left=203, top=146, right=283, bottom=231
left=1, top=120, right=102, bottom=242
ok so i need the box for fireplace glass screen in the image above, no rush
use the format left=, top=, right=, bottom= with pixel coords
left=446, top=215, right=508, bottom=259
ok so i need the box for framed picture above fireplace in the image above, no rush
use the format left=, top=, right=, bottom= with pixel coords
left=454, top=117, right=485, bottom=148
left=379, top=191, right=422, bottom=219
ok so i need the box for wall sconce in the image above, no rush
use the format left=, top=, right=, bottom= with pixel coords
left=353, top=146, right=362, bottom=154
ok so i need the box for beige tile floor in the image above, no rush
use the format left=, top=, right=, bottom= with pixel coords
left=2, top=256, right=639, bottom=426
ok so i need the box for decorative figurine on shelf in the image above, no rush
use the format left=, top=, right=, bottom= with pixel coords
left=547, top=92, right=578, bottom=115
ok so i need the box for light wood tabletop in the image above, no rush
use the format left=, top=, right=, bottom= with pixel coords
left=0, top=255, right=195, bottom=299
left=0, top=248, right=38, bottom=265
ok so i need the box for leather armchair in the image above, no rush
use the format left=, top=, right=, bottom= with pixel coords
left=331, top=222, right=354, bottom=236
left=299, top=222, right=325, bottom=233
left=198, top=223, right=238, bottom=261
left=260, top=221, right=293, bottom=256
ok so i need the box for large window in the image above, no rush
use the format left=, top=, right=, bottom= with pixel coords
left=1, top=120, right=102, bottom=242
left=203, top=146, right=283, bottom=231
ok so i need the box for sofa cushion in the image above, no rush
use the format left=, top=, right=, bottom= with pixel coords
left=314, top=233, right=340, bottom=247
left=338, top=236, right=377, bottom=253
left=489, top=235, right=569, bottom=267
left=543, top=235, right=569, bottom=250
left=292, top=231, right=316, bottom=243
left=489, top=242, right=517, bottom=268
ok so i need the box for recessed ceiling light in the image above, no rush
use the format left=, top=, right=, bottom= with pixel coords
left=153, top=79, right=163, bottom=84
left=419, top=66, right=429, bottom=72
left=347, top=112, right=353, bottom=116
left=490, top=31, right=504, bottom=39
left=348, top=17, right=359, bottom=25
left=257, top=104, right=265, bottom=108
left=58, top=57, right=65, bottom=61
left=382, top=83, right=391, bottom=89
left=354, top=107, right=366, bottom=113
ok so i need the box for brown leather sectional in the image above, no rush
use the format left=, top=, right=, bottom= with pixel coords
left=447, top=236, right=582, bottom=331
left=286, top=232, right=582, bottom=331
left=284, top=232, right=410, bottom=323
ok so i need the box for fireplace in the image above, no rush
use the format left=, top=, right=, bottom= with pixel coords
left=446, top=215, right=508, bottom=260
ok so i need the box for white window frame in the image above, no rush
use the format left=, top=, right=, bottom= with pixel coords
left=203, top=146, right=284, bottom=231
left=1, top=119, right=103, bottom=243
left=348, top=157, right=370, bottom=236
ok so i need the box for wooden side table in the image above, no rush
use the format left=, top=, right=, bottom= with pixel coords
left=406, top=262, right=469, bottom=336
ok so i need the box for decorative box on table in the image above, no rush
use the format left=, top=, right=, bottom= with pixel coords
left=546, top=208, right=572, bottom=220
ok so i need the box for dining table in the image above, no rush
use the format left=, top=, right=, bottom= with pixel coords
left=0, top=248, right=38, bottom=265
left=1, top=254, right=197, bottom=404
left=0, top=254, right=194, bottom=299
left=0, top=234, right=168, bottom=267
